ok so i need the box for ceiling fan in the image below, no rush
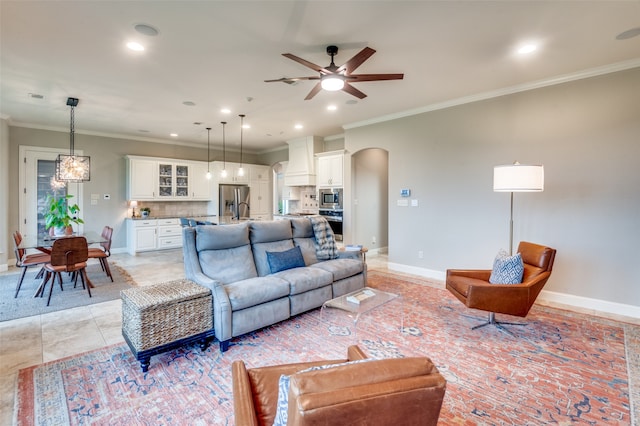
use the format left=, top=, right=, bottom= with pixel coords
left=265, top=45, right=404, bottom=100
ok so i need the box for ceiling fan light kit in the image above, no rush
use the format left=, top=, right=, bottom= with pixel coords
left=265, top=45, right=403, bottom=100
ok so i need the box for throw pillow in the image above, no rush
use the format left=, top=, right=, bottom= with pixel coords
left=272, top=358, right=374, bottom=426
left=266, top=246, right=305, bottom=274
left=489, top=250, right=524, bottom=284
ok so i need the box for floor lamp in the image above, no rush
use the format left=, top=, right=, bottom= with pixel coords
left=493, top=162, right=544, bottom=255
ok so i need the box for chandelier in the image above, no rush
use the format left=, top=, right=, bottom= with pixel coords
left=56, top=97, right=90, bottom=182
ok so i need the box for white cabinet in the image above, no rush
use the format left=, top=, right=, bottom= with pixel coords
left=250, top=165, right=270, bottom=181
left=284, top=136, right=322, bottom=186
left=250, top=180, right=270, bottom=219
left=316, top=151, right=344, bottom=188
left=213, top=161, right=249, bottom=184
left=126, top=156, right=211, bottom=201
left=157, top=218, right=182, bottom=249
left=157, top=162, right=190, bottom=199
left=189, top=162, right=211, bottom=200
left=127, top=218, right=183, bottom=254
left=127, top=158, right=157, bottom=200
left=282, top=185, right=300, bottom=200
left=127, top=219, right=157, bottom=255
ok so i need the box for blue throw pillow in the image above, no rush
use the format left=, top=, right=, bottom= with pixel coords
left=489, top=250, right=524, bottom=284
left=267, top=246, right=305, bottom=274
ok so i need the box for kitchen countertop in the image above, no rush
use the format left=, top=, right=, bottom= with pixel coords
left=127, top=214, right=217, bottom=221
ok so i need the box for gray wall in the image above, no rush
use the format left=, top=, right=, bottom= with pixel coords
left=345, top=67, right=640, bottom=309
left=0, top=118, right=8, bottom=269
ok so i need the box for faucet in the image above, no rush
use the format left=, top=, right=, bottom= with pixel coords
left=236, top=202, right=250, bottom=220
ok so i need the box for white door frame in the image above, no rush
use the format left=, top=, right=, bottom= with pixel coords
left=19, top=146, right=84, bottom=239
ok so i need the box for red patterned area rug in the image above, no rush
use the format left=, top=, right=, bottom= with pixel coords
left=15, top=270, right=639, bottom=425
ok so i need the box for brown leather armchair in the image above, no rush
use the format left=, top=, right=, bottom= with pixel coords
left=232, top=345, right=446, bottom=426
left=446, top=241, right=556, bottom=334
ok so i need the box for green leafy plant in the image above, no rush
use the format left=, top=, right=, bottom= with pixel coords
left=140, top=207, right=151, bottom=214
left=44, top=194, right=84, bottom=230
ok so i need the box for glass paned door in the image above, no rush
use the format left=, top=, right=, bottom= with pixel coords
left=175, top=165, right=189, bottom=197
left=158, top=163, right=173, bottom=197
left=37, top=160, right=67, bottom=235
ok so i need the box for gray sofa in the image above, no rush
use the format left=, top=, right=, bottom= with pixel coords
left=182, top=218, right=366, bottom=352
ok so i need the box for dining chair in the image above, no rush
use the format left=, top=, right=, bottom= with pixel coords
left=12, top=231, right=51, bottom=298
left=88, top=225, right=113, bottom=281
left=40, top=236, right=92, bottom=306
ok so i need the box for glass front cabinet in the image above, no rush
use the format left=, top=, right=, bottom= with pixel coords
left=158, top=163, right=190, bottom=199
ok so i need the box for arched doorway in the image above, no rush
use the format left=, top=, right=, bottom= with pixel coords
left=350, top=148, right=388, bottom=254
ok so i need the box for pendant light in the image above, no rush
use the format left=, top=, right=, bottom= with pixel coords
left=55, top=97, right=90, bottom=182
left=220, top=121, right=228, bottom=178
left=237, top=114, right=245, bottom=177
left=205, top=127, right=212, bottom=180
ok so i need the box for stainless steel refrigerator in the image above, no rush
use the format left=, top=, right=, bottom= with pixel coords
left=219, top=184, right=251, bottom=220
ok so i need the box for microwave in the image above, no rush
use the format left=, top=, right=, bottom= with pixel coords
left=318, top=188, right=343, bottom=210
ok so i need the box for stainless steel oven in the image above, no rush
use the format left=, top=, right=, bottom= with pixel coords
left=319, top=209, right=343, bottom=241
left=318, top=188, right=343, bottom=210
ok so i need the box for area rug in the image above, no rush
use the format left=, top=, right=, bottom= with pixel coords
left=1, top=262, right=136, bottom=322
left=14, top=270, right=639, bottom=425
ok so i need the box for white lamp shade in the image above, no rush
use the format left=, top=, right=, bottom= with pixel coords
left=494, top=163, right=544, bottom=192
left=321, top=75, right=345, bottom=91
left=129, top=200, right=138, bottom=208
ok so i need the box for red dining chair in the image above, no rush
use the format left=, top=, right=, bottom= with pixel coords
left=40, top=236, right=92, bottom=306
left=88, top=226, right=113, bottom=281
left=13, top=231, right=51, bottom=298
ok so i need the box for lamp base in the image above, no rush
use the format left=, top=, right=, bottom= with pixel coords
left=463, top=312, right=528, bottom=336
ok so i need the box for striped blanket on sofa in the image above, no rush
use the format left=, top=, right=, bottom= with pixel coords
left=309, top=216, right=339, bottom=260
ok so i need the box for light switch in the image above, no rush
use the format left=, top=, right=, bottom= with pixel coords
left=411, top=199, right=418, bottom=207
left=397, top=199, right=409, bottom=207
left=91, top=199, right=98, bottom=205
left=91, top=193, right=99, bottom=200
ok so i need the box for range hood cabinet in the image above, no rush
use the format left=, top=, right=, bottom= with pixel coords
left=284, top=136, right=323, bottom=186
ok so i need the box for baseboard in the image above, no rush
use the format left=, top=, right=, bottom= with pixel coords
left=110, top=247, right=128, bottom=254
left=366, top=246, right=388, bottom=256
left=538, top=290, right=640, bottom=320
left=387, top=263, right=640, bottom=320
left=0, top=263, right=7, bottom=272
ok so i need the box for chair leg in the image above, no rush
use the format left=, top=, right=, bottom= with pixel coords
left=35, top=266, right=45, bottom=279
left=102, top=258, right=113, bottom=282
left=80, top=269, right=92, bottom=298
left=36, top=271, right=51, bottom=298
left=46, top=274, right=56, bottom=306
left=14, top=267, right=28, bottom=298
left=56, top=272, right=64, bottom=291
left=467, top=312, right=528, bottom=336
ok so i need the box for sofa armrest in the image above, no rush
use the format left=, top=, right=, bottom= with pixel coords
left=232, top=361, right=260, bottom=426
left=347, top=345, right=368, bottom=361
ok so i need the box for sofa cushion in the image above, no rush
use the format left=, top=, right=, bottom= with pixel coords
left=267, top=246, right=306, bottom=274
left=200, top=244, right=258, bottom=283
left=249, top=220, right=293, bottom=244
left=293, top=237, right=319, bottom=265
left=253, top=240, right=295, bottom=277
left=309, top=258, right=364, bottom=281
left=196, top=222, right=249, bottom=251
left=224, top=276, right=290, bottom=311
left=273, top=267, right=333, bottom=295
left=291, top=217, right=314, bottom=238
left=489, top=250, right=524, bottom=284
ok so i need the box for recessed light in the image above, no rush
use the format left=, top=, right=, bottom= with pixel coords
left=221, top=108, right=231, bottom=114
left=327, top=105, right=337, bottom=111
left=242, top=124, right=250, bottom=129
left=134, top=23, right=159, bottom=37
left=126, top=42, right=145, bottom=51
left=294, top=124, right=303, bottom=130
left=517, top=43, right=538, bottom=55
left=183, top=101, right=196, bottom=106
left=170, top=133, right=178, bottom=137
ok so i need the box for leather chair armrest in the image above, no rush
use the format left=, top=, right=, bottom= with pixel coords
left=446, top=269, right=492, bottom=281
left=347, top=345, right=368, bottom=361
left=232, top=361, right=260, bottom=426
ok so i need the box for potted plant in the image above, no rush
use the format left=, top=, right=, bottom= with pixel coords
left=140, top=207, right=151, bottom=218
left=44, top=194, right=84, bottom=236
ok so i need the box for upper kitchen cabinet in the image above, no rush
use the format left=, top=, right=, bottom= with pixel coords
left=316, top=151, right=344, bottom=188
left=250, top=164, right=270, bottom=181
left=284, top=136, right=323, bottom=186
left=125, top=155, right=211, bottom=201
left=212, top=161, right=250, bottom=184
left=127, top=157, right=157, bottom=200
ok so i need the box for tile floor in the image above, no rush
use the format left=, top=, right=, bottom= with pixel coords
left=0, top=249, right=390, bottom=424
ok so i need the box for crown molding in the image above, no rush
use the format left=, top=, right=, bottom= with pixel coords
left=344, top=59, right=640, bottom=131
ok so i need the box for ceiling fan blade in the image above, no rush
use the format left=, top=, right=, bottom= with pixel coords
left=347, top=73, right=404, bottom=82
left=304, top=82, right=323, bottom=100
left=342, top=82, right=367, bottom=99
left=264, top=76, right=320, bottom=83
left=338, top=47, right=376, bottom=74
left=283, top=53, right=332, bottom=74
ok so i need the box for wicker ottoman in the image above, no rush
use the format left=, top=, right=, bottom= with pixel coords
left=121, top=279, right=215, bottom=372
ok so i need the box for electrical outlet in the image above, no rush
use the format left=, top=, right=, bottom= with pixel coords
left=418, top=250, right=424, bottom=259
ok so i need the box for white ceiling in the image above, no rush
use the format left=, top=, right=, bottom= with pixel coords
left=1, top=1, right=639, bottom=153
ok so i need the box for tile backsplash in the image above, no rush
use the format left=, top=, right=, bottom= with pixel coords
left=135, top=201, right=210, bottom=218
